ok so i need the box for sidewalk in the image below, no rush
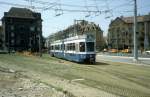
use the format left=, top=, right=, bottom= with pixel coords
left=97, top=54, right=150, bottom=66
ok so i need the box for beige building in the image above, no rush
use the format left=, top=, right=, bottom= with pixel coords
left=108, top=14, right=150, bottom=52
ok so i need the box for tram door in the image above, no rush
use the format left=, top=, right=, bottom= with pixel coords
left=75, top=43, right=79, bottom=52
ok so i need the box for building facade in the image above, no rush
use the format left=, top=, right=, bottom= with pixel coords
left=108, top=14, right=150, bottom=52
left=0, top=26, right=2, bottom=49
left=1, top=7, right=42, bottom=52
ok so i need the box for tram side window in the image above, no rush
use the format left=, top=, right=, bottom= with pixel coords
left=64, top=44, right=65, bottom=50
left=79, top=42, right=85, bottom=52
left=67, top=44, right=69, bottom=50
left=55, top=45, right=59, bottom=50
left=59, top=45, right=61, bottom=50
left=69, top=44, right=71, bottom=50
left=72, top=43, right=75, bottom=51
left=67, top=43, right=75, bottom=51
left=50, top=46, right=54, bottom=50
left=55, top=45, right=57, bottom=50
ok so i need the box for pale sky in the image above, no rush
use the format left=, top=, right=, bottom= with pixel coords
left=0, top=0, right=150, bottom=37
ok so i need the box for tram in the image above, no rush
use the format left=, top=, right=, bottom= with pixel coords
left=50, top=33, right=96, bottom=63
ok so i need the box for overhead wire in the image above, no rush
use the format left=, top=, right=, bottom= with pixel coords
left=54, top=0, right=63, bottom=16
left=93, top=0, right=101, bottom=16
left=23, top=0, right=106, bottom=8
left=84, top=0, right=91, bottom=17
left=0, top=1, right=43, bottom=9
left=0, top=0, right=138, bottom=15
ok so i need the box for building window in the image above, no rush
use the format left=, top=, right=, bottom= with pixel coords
left=11, top=40, right=14, bottom=44
left=37, top=27, right=41, bottom=31
left=16, top=40, right=20, bottom=45
left=11, top=25, right=14, bottom=30
left=11, top=32, right=14, bottom=37
left=30, top=26, right=35, bottom=31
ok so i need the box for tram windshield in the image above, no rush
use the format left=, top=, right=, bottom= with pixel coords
left=86, top=42, right=95, bottom=52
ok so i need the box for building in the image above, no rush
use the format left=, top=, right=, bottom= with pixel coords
left=0, top=25, right=2, bottom=49
left=46, top=20, right=104, bottom=51
left=1, top=7, right=42, bottom=52
left=108, top=14, right=150, bottom=52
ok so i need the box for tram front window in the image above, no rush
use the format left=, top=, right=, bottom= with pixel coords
left=86, top=42, right=94, bottom=52
left=79, top=42, right=85, bottom=52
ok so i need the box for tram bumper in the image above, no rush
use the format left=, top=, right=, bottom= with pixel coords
left=81, top=54, right=95, bottom=63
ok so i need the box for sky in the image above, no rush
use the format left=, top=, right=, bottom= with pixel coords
left=0, top=0, right=150, bottom=37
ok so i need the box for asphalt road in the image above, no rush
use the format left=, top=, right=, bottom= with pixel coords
left=96, top=54, right=150, bottom=65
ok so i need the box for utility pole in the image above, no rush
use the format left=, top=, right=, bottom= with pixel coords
left=133, top=0, right=138, bottom=61
left=74, top=19, right=76, bottom=36
left=39, top=32, right=42, bottom=57
left=144, top=22, right=149, bottom=50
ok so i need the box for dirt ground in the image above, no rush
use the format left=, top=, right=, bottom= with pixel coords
left=0, top=66, right=116, bottom=97
left=0, top=54, right=150, bottom=97
left=0, top=67, right=69, bottom=97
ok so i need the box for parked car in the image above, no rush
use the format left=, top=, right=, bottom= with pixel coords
left=143, top=51, right=150, bottom=55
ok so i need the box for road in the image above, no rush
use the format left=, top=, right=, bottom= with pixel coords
left=97, top=54, right=150, bottom=65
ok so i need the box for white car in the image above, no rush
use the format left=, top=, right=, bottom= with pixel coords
left=144, top=51, right=150, bottom=55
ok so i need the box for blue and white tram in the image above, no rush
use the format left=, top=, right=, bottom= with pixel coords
left=49, top=34, right=96, bottom=63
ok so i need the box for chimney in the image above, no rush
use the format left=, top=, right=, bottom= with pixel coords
left=120, top=15, right=124, bottom=18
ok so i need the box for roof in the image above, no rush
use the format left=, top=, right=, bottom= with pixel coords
left=4, top=7, right=37, bottom=19
left=109, top=17, right=126, bottom=27
left=121, top=15, right=150, bottom=23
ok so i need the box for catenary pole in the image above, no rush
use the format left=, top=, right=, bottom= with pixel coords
left=133, top=0, right=138, bottom=61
